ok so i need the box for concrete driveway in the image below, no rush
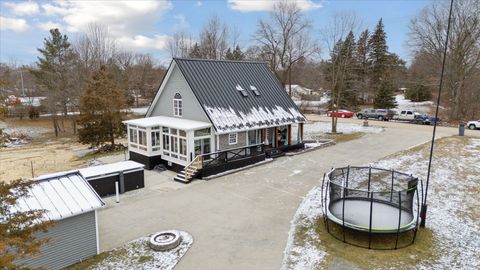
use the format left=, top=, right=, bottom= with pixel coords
left=97, top=117, right=471, bottom=270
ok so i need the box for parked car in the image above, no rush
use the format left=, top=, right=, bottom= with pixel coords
left=327, top=109, right=354, bottom=118
left=413, top=114, right=441, bottom=125
left=467, top=120, right=480, bottom=130
left=356, top=109, right=395, bottom=121
left=393, top=110, right=421, bottom=121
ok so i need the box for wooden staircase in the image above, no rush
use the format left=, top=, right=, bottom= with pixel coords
left=174, top=155, right=203, bottom=183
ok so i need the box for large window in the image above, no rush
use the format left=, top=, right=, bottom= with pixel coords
left=173, top=93, right=183, bottom=117
left=129, top=128, right=137, bottom=144
left=194, top=128, right=211, bottom=137
left=228, top=133, right=238, bottom=145
left=152, top=131, right=160, bottom=151
left=247, top=129, right=260, bottom=145
left=162, top=126, right=187, bottom=161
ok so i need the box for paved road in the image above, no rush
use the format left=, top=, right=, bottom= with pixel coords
left=98, top=118, right=472, bottom=270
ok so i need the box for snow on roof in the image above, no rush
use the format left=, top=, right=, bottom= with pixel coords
left=13, top=172, right=104, bottom=221
left=123, top=115, right=211, bottom=130
left=79, top=161, right=144, bottom=179
left=205, top=105, right=306, bottom=134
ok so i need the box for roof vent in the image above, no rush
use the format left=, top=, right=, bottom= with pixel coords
left=250, top=85, right=260, bottom=96
left=236, top=84, right=248, bottom=97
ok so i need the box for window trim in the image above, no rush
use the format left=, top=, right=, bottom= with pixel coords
left=228, top=133, right=238, bottom=145
left=173, top=93, right=183, bottom=117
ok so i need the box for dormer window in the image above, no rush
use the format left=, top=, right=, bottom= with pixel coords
left=236, top=85, right=248, bottom=97
left=173, top=93, right=183, bottom=117
left=250, top=85, right=260, bottom=96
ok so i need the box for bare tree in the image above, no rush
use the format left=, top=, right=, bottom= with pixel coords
left=254, top=1, right=319, bottom=95
left=321, top=12, right=361, bottom=133
left=199, top=15, right=229, bottom=59
left=168, top=32, right=193, bottom=58
left=409, top=0, right=480, bottom=120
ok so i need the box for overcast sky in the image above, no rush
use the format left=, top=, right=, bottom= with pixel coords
left=0, top=0, right=434, bottom=66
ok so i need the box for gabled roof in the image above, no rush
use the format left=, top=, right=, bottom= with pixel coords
left=12, top=172, right=104, bottom=221
left=174, top=58, right=306, bottom=133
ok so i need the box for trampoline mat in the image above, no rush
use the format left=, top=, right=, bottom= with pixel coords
left=328, top=199, right=414, bottom=232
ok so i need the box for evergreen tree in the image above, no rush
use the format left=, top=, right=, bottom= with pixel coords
left=355, top=29, right=370, bottom=103
left=225, top=46, right=245, bottom=60
left=1, top=179, right=55, bottom=268
left=31, top=29, right=77, bottom=137
left=368, top=19, right=389, bottom=88
left=188, top=43, right=203, bottom=59
left=405, top=84, right=432, bottom=102
left=373, top=80, right=397, bottom=109
left=78, top=65, right=126, bottom=148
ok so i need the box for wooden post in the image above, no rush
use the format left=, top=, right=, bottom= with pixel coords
left=274, top=127, right=278, bottom=148
left=299, top=123, right=304, bottom=143
left=288, top=125, right=292, bottom=145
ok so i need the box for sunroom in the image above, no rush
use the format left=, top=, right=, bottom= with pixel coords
left=123, top=116, right=213, bottom=169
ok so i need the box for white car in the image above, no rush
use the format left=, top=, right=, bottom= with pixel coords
left=467, top=120, right=480, bottom=130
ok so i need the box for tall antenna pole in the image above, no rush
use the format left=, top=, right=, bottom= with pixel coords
left=420, top=0, right=454, bottom=228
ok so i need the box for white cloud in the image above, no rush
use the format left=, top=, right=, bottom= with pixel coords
left=5, top=1, right=40, bottom=16
left=117, top=34, right=171, bottom=50
left=41, top=0, right=171, bottom=35
left=173, top=14, right=189, bottom=30
left=37, top=21, right=63, bottom=31
left=36, top=0, right=173, bottom=51
left=196, top=1, right=203, bottom=7
left=0, top=16, right=29, bottom=32
left=227, top=0, right=322, bottom=12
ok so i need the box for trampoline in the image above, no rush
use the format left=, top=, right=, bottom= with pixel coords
left=321, top=166, right=423, bottom=249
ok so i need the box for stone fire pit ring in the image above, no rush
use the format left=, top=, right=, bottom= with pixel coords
left=148, top=230, right=183, bottom=251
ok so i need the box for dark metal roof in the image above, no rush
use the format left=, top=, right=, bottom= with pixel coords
left=174, top=58, right=306, bottom=133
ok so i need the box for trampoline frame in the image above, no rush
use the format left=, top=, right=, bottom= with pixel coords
left=320, top=166, right=424, bottom=249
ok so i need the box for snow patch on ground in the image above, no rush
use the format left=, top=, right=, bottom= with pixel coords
left=127, top=107, right=149, bottom=115
left=395, top=94, right=435, bottom=114
left=282, top=137, right=480, bottom=269
left=89, top=231, right=192, bottom=270
left=304, top=122, right=383, bottom=139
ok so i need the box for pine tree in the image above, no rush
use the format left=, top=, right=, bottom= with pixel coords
left=368, top=19, right=389, bottom=88
left=0, top=179, right=55, bottom=268
left=78, top=65, right=126, bottom=148
left=373, top=80, right=397, bottom=109
left=31, top=29, right=77, bottom=137
left=355, top=29, right=370, bottom=103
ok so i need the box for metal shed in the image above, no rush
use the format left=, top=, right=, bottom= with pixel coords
left=79, top=161, right=145, bottom=197
left=14, top=172, right=104, bottom=270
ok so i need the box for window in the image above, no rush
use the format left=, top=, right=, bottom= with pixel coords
left=173, top=93, right=183, bottom=117
left=228, top=133, right=238, bottom=145
left=250, top=85, right=260, bottom=96
left=152, top=131, right=160, bottom=146
left=138, top=130, right=147, bottom=146
left=194, top=128, right=211, bottom=137
left=129, top=128, right=137, bottom=143
left=248, top=129, right=259, bottom=145
left=236, top=85, right=248, bottom=97
left=163, top=133, right=170, bottom=150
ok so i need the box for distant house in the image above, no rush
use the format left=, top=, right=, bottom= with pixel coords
left=285, top=84, right=313, bottom=100
left=123, top=58, right=307, bottom=182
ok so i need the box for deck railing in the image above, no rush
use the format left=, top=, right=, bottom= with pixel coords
left=200, top=143, right=265, bottom=169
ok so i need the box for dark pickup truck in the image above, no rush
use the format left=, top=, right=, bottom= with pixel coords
left=413, top=115, right=440, bottom=125
left=356, top=109, right=395, bottom=121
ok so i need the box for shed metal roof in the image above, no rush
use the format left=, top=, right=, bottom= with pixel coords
left=174, top=58, right=307, bottom=133
left=79, top=161, right=144, bottom=179
left=13, top=172, right=104, bottom=221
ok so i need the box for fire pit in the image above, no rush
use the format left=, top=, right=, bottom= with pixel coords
left=148, top=230, right=183, bottom=251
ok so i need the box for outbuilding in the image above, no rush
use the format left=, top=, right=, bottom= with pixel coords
left=14, top=172, right=104, bottom=270
left=79, top=161, right=145, bottom=197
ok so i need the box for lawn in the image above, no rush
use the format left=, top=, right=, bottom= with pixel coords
left=282, top=136, right=480, bottom=269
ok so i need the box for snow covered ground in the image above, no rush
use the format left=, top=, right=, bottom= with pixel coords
left=304, top=121, right=383, bottom=140
left=78, top=231, right=192, bottom=270
left=282, top=136, right=480, bottom=269
left=395, top=94, right=434, bottom=114
left=127, top=107, right=149, bottom=115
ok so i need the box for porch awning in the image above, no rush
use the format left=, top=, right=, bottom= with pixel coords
left=123, top=116, right=211, bottom=131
